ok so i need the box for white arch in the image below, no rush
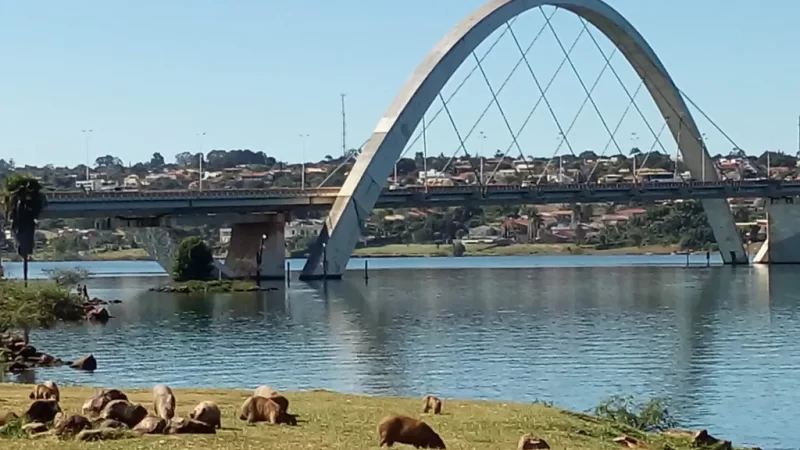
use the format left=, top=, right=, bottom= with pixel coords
left=301, top=0, right=746, bottom=278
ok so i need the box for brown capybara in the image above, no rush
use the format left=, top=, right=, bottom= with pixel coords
left=254, top=385, right=279, bottom=399
left=239, top=396, right=297, bottom=425
left=53, top=413, right=92, bottom=436
left=518, top=435, right=550, bottom=450
left=423, top=395, right=443, bottom=414
left=152, top=384, right=176, bottom=420
left=24, top=399, right=61, bottom=424
left=189, top=401, right=222, bottom=429
left=165, top=417, right=216, bottom=434
left=133, top=415, right=167, bottom=434
left=377, top=415, right=446, bottom=449
left=0, top=411, right=19, bottom=426
left=82, top=389, right=128, bottom=417
left=101, top=399, right=148, bottom=428
left=29, top=381, right=60, bottom=402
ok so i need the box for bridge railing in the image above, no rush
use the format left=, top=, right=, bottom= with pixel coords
left=44, top=179, right=793, bottom=201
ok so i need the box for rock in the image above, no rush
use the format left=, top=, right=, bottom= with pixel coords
left=165, top=417, right=216, bottom=434
left=25, top=400, right=61, bottom=423
left=692, top=430, right=731, bottom=450
left=109, top=299, right=122, bottom=304
left=613, top=436, right=642, bottom=448
left=133, top=415, right=167, bottom=434
left=13, top=345, right=37, bottom=359
left=83, top=389, right=128, bottom=417
left=8, top=360, right=30, bottom=373
left=76, top=428, right=122, bottom=441
left=86, top=307, right=110, bottom=322
left=69, top=354, right=97, bottom=371
left=518, top=435, right=550, bottom=450
left=21, top=422, right=48, bottom=435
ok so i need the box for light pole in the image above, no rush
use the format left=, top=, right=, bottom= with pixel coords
left=299, top=134, right=310, bottom=190
left=82, top=129, right=93, bottom=181
left=256, top=233, right=267, bottom=286
left=700, top=133, right=708, bottom=181
left=197, top=132, right=206, bottom=191
left=479, top=131, right=486, bottom=185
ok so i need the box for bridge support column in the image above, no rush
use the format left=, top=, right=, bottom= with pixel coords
left=129, top=227, right=197, bottom=277
left=221, top=214, right=286, bottom=280
left=701, top=199, right=748, bottom=265
left=754, top=198, right=800, bottom=264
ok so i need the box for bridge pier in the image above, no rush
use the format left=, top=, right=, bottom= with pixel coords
left=754, top=198, right=800, bottom=264
left=221, top=214, right=286, bottom=280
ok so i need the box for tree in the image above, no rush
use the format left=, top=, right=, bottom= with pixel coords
left=2, top=174, right=47, bottom=286
left=94, top=154, right=124, bottom=168
left=175, top=152, right=195, bottom=168
left=149, top=152, right=165, bottom=168
left=172, top=236, right=214, bottom=281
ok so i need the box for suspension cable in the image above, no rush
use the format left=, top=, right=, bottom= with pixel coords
left=471, top=51, right=537, bottom=183
left=437, top=92, right=483, bottom=185
left=586, top=82, right=644, bottom=180
left=485, top=25, right=587, bottom=185
left=399, top=10, right=558, bottom=161
left=540, top=8, right=623, bottom=158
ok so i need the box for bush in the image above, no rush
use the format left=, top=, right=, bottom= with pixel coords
left=172, top=236, right=214, bottom=281
left=41, top=267, right=92, bottom=287
left=593, top=395, right=678, bottom=432
left=0, top=282, right=85, bottom=336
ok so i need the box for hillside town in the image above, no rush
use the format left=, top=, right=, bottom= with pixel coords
left=0, top=146, right=791, bottom=259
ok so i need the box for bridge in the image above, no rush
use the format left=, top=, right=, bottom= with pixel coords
left=34, top=0, right=800, bottom=278
left=42, top=180, right=800, bottom=219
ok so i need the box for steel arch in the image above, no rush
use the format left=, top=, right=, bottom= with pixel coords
left=301, top=0, right=746, bottom=278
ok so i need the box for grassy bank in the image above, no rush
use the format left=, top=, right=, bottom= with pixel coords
left=0, top=385, right=734, bottom=450
left=149, top=280, right=262, bottom=293
left=4, top=248, right=152, bottom=263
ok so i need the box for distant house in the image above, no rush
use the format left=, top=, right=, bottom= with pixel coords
left=285, top=219, right=324, bottom=238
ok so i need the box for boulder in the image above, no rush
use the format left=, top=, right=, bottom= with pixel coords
left=101, top=400, right=148, bottom=428
left=69, top=354, right=97, bottom=371
left=86, top=307, right=110, bottom=322
left=53, top=413, right=91, bottom=436
left=613, top=436, right=642, bottom=448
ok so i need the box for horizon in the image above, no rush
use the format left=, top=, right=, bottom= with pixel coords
left=2, top=0, right=799, bottom=167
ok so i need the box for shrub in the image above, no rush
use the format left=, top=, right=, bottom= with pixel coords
left=172, top=236, right=214, bottom=281
left=0, top=281, right=84, bottom=341
left=41, top=267, right=92, bottom=287
left=593, top=395, right=678, bottom=432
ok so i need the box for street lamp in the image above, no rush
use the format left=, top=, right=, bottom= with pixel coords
left=256, top=233, right=267, bottom=286
left=479, top=131, right=486, bottom=184
left=299, top=134, right=310, bottom=190
left=197, top=132, right=206, bottom=191
left=82, top=129, right=93, bottom=181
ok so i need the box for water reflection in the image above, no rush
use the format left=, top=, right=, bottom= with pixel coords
left=9, top=263, right=800, bottom=449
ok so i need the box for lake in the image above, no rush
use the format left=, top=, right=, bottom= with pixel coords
left=1, top=255, right=796, bottom=449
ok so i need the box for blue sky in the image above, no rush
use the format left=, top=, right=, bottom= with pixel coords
left=1, top=0, right=798, bottom=167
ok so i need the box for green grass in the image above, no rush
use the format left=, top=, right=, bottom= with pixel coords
left=352, top=243, right=687, bottom=258
left=150, top=280, right=262, bottom=293
left=0, top=384, right=735, bottom=449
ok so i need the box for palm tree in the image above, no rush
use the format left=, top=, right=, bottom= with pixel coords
left=2, top=173, right=47, bottom=286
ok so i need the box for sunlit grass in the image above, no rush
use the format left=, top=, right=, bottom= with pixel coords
left=0, top=384, right=727, bottom=449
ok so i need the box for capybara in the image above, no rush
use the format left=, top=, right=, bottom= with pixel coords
left=29, top=381, right=60, bottom=402
left=239, top=396, right=297, bottom=425
left=254, top=385, right=279, bottom=399
left=101, top=399, right=148, bottom=428
left=518, top=435, right=550, bottom=450
left=133, top=415, right=167, bottom=434
left=189, top=401, right=222, bottom=429
left=82, top=389, right=128, bottom=417
left=0, top=411, right=19, bottom=426
left=165, top=417, right=216, bottom=434
left=377, top=415, right=446, bottom=449
left=423, top=395, right=443, bottom=414
left=24, top=399, right=61, bottom=424
left=53, top=413, right=91, bottom=436
left=152, top=384, right=176, bottom=420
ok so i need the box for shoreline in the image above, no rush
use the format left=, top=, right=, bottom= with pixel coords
left=0, top=384, right=742, bottom=449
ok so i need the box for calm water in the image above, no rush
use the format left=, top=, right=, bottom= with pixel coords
left=2, top=255, right=798, bottom=449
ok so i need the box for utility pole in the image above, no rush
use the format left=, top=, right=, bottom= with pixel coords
left=422, top=114, right=428, bottom=192
left=675, top=116, right=680, bottom=179
left=341, top=93, right=347, bottom=158
left=82, top=129, right=93, bottom=181
left=299, top=134, right=309, bottom=190
left=797, top=114, right=799, bottom=159
left=197, top=132, right=206, bottom=191
left=479, top=131, right=486, bottom=185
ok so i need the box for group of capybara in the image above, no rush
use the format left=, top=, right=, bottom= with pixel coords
left=1, top=380, right=457, bottom=448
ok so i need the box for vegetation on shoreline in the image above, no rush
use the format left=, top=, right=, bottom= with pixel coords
left=149, top=280, right=261, bottom=293
left=0, top=281, right=85, bottom=345
left=0, top=385, right=744, bottom=449
left=2, top=173, right=47, bottom=284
